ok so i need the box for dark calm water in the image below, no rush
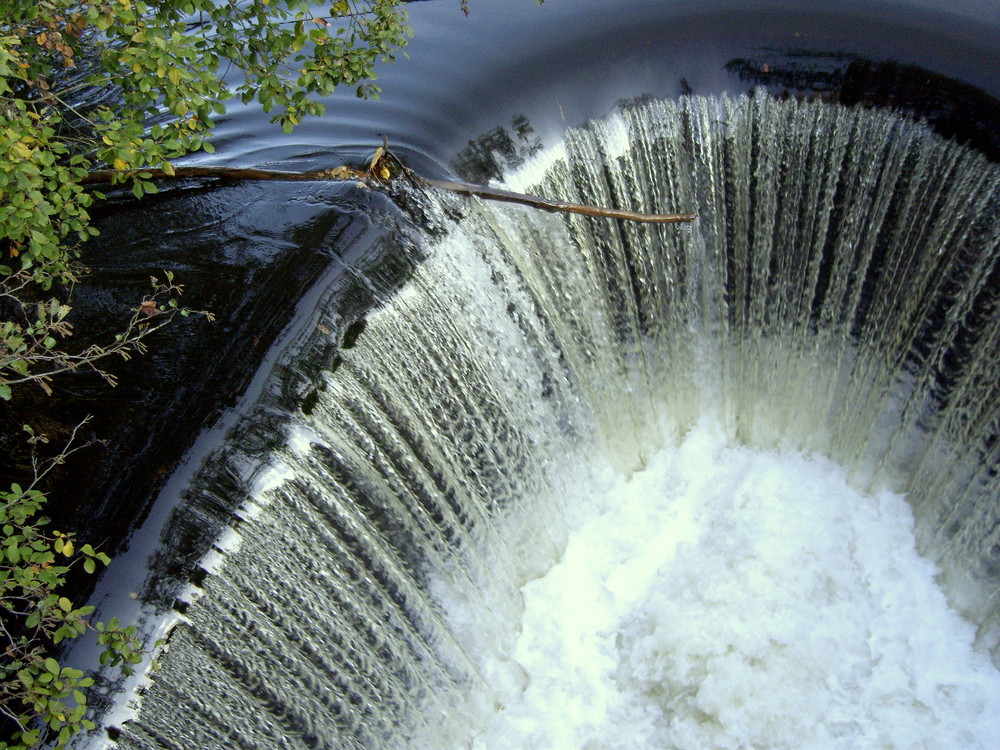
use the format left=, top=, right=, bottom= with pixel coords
left=209, top=0, right=1000, bottom=171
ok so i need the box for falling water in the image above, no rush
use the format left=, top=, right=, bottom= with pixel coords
left=107, top=94, right=1000, bottom=748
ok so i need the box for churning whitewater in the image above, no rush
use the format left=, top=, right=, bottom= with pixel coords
left=453, top=423, right=1000, bottom=749
left=107, top=94, right=1000, bottom=750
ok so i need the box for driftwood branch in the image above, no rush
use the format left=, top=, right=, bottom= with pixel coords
left=83, top=149, right=697, bottom=224
left=416, top=177, right=697, bottom=223
left=82, top=165, right=357, bottom=183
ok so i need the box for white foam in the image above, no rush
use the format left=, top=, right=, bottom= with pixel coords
left=595, top=112, right=631, bottom=162
left=459, top=422, right=1000, bottom=749
left=500, top=141, right=569, bottom=193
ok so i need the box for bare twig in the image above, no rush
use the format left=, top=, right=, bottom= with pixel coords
left=0, top=417, right=96, bottom=515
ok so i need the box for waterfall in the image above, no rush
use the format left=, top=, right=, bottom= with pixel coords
left=107, top=94, right=1000, bottom=749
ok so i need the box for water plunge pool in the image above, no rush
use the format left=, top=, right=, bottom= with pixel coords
left=99, top=94, right=1000, bottom=749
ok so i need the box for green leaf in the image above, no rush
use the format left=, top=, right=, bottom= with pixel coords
left=44, top=658, right=60, bottom=675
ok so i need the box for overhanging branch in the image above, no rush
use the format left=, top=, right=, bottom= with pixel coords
left=82, top=147, right=698, bottom=225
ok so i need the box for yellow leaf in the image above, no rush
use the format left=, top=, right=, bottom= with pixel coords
left=113, top=158, right=128, bottom=171
left=59, top=596, right=72, bottom=611
left=102, top=135, right=114, bottom=146
left=63, top=540, right=74, bottom=557
left=168, top=68, right=180, bottom=85
left=162, top=161, right=175, bottom=176
left=332, top=0, right=349, bottom=13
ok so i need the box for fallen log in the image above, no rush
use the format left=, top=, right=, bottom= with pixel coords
left=81, top=165, right=364, bottom=184
left=83, top=150, right=698, bottom=225
left=415, top=177, right=697, bottom=224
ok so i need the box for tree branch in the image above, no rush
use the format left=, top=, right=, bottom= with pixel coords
left=82, top=149, right=698, bottom=225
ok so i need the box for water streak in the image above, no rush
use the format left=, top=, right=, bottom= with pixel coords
left=110, top=94, right=999, bottom=749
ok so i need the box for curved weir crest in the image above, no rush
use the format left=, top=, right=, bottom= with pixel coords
left=109, top=94, right=1000, bottom=748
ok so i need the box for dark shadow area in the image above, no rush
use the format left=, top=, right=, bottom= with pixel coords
left=0, top=179, right=397, bottom=573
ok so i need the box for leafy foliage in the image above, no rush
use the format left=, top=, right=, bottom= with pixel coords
left=2, top=1, right=412, bottom=747
left=1, top=421, right=144, bottom=749
left=1, top=0, right=411, bottom=397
